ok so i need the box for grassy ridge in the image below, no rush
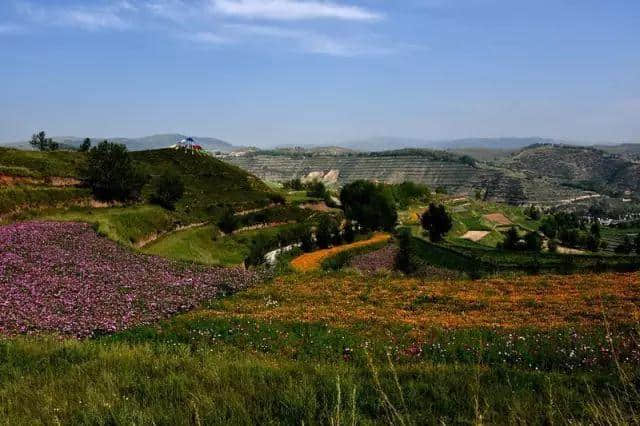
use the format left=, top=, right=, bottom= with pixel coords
left=10, top=205, right=175, bottom=246
left=0, top=147, right=85, bottom=177
left=0, top=187, right=91, bottom=215
left=132, top=149, right=276, bottom=221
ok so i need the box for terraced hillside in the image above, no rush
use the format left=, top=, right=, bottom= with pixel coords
left=502, top=145, right=638, bottom=192
left=226, top=154, right=495, bottom=192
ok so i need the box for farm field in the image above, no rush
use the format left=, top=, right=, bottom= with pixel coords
left=291, top=232, right=391, bottom=271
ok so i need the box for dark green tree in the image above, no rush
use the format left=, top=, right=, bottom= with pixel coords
left=420, top=203, right=452, bottom=242
left=84, top=141, right=147, bottom=201
left=503, top=226, right=520, bottom=250
left=394, top=227, right=415, bottom=274
left=80, top=138, right=92, bottom=152
left=316, top=215, right=339, bottom=249
left=635, top=234, right=640, bottom=255
left=306, top=180, right=327, bottom=199
left=342, top=220, right=356, bottom=243
left=300, top=227, right=315, bottom=252
left=524, top=231, right=543, bottom=252
left=218, top=206, right=238, bottom=234
left=340, top=180, right=397, bottom=232
left=151, top=170, right=185, bottom=210
left=586, top=233, right=600, bottom=252
left=29, top=131, right=58, bottom=151
left=590, top=222, right=601, bottom=239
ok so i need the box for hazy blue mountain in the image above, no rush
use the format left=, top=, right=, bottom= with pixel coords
left=1, top=134, right=235, bottom=152
left=340, top=136, right=565, bottom=152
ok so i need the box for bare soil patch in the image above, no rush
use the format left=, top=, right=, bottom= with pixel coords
left=483, top=213, right=513, bottom=225
left=460, top=230, right=490, bottom=242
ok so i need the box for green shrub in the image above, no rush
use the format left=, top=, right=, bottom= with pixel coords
left=151, top=170, right=184, bottom=210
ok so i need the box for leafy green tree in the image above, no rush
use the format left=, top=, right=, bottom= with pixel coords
left=316, top=215, right=339, bottom=249
left=340, top=180, right=398, bottom=232
left=503, top=226, right=520, bottom=250
left=590, top=222, right=601, bottom=239
left=84, top=141, right=147, bottom=201
left=586, top=234, right=600, bottom=252
left=394, top=227, right=415, bottom=274
left=80, top=138, right=92, bottom=152
left=151, top=170, right=184, bottom=210
left=524, top=231, right=543, bottom=252
left=635, top=234, right=640, bottom=255
left=306, top=180, right=327, bottom=199
left=217, top=206, right=238, bottom=234
left=420, top=203, right=452, bottom=242
left=300, top=227, right=315, bottom=252
left=30, top=131, right=59, bottom=151
left=391, top=181, right=431, bottom=208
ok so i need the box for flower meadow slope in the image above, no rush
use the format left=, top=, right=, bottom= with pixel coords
left=0, top=222, right=257, bottom=337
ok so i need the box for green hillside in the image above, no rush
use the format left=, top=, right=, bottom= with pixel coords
left=0, top=147, right=85, bottom=177
left=1, top=147, right=277, bottom=245
left=131, top=149, right=276, bottom=221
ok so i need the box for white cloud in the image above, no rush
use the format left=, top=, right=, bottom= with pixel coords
left=14, top=1, right=132, bottom=30
left=188, top=31, right=230, bottom=44
left=64, top=10, right=129, bottom=30
left=210, top=0, right=382, bottom=21
left=223, top=23, right=393, bottom=56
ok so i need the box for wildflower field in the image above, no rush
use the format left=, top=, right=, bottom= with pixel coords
left=0, top=221, right=257, bottom=337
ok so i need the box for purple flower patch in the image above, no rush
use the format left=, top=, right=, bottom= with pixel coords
left=0, top=221, right=257, bottom=338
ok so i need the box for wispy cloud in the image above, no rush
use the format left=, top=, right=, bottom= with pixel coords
left=0, top=23, right=25, bottom=34
left=210, top=0, right=382, bottom=21
left=221, top=23, right=394, bottom=56
left=187, top=31, right=231, bottom=44
left=14, top=1, right=133, bottom=30
left=9, top=0, right=393, bottom=56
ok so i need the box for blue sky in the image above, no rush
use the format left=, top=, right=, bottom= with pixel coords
left=0, top=0, right=638, bottom=147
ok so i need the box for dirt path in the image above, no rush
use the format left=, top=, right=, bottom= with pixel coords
left=290, top=233, right=391, bottom=271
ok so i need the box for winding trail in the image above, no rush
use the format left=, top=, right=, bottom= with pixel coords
left=290, top=232, right=391, bottom=271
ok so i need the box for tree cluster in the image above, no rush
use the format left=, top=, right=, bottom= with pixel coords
left=340, top=180, right=397, bottom=232
left=29, top=131, right=59, bottom=151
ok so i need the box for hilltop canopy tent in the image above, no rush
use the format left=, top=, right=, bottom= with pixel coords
left=172, top=137, right=203, bottom=152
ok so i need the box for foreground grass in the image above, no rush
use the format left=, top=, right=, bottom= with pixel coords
left=1, top=267, right=639, bottom=424
left=1, top=326, right=639, bottom=425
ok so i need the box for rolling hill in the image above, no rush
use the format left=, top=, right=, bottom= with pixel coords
left=500, top=144, right=640, bottom=195
left=2, top=133, right=235, bottom=152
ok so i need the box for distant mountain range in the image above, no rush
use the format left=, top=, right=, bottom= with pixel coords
left=338, top=137, right=588, bottom=152
left=2, top=134, right=235, bottom=152
left=3, top=133, right=636, bottom=154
